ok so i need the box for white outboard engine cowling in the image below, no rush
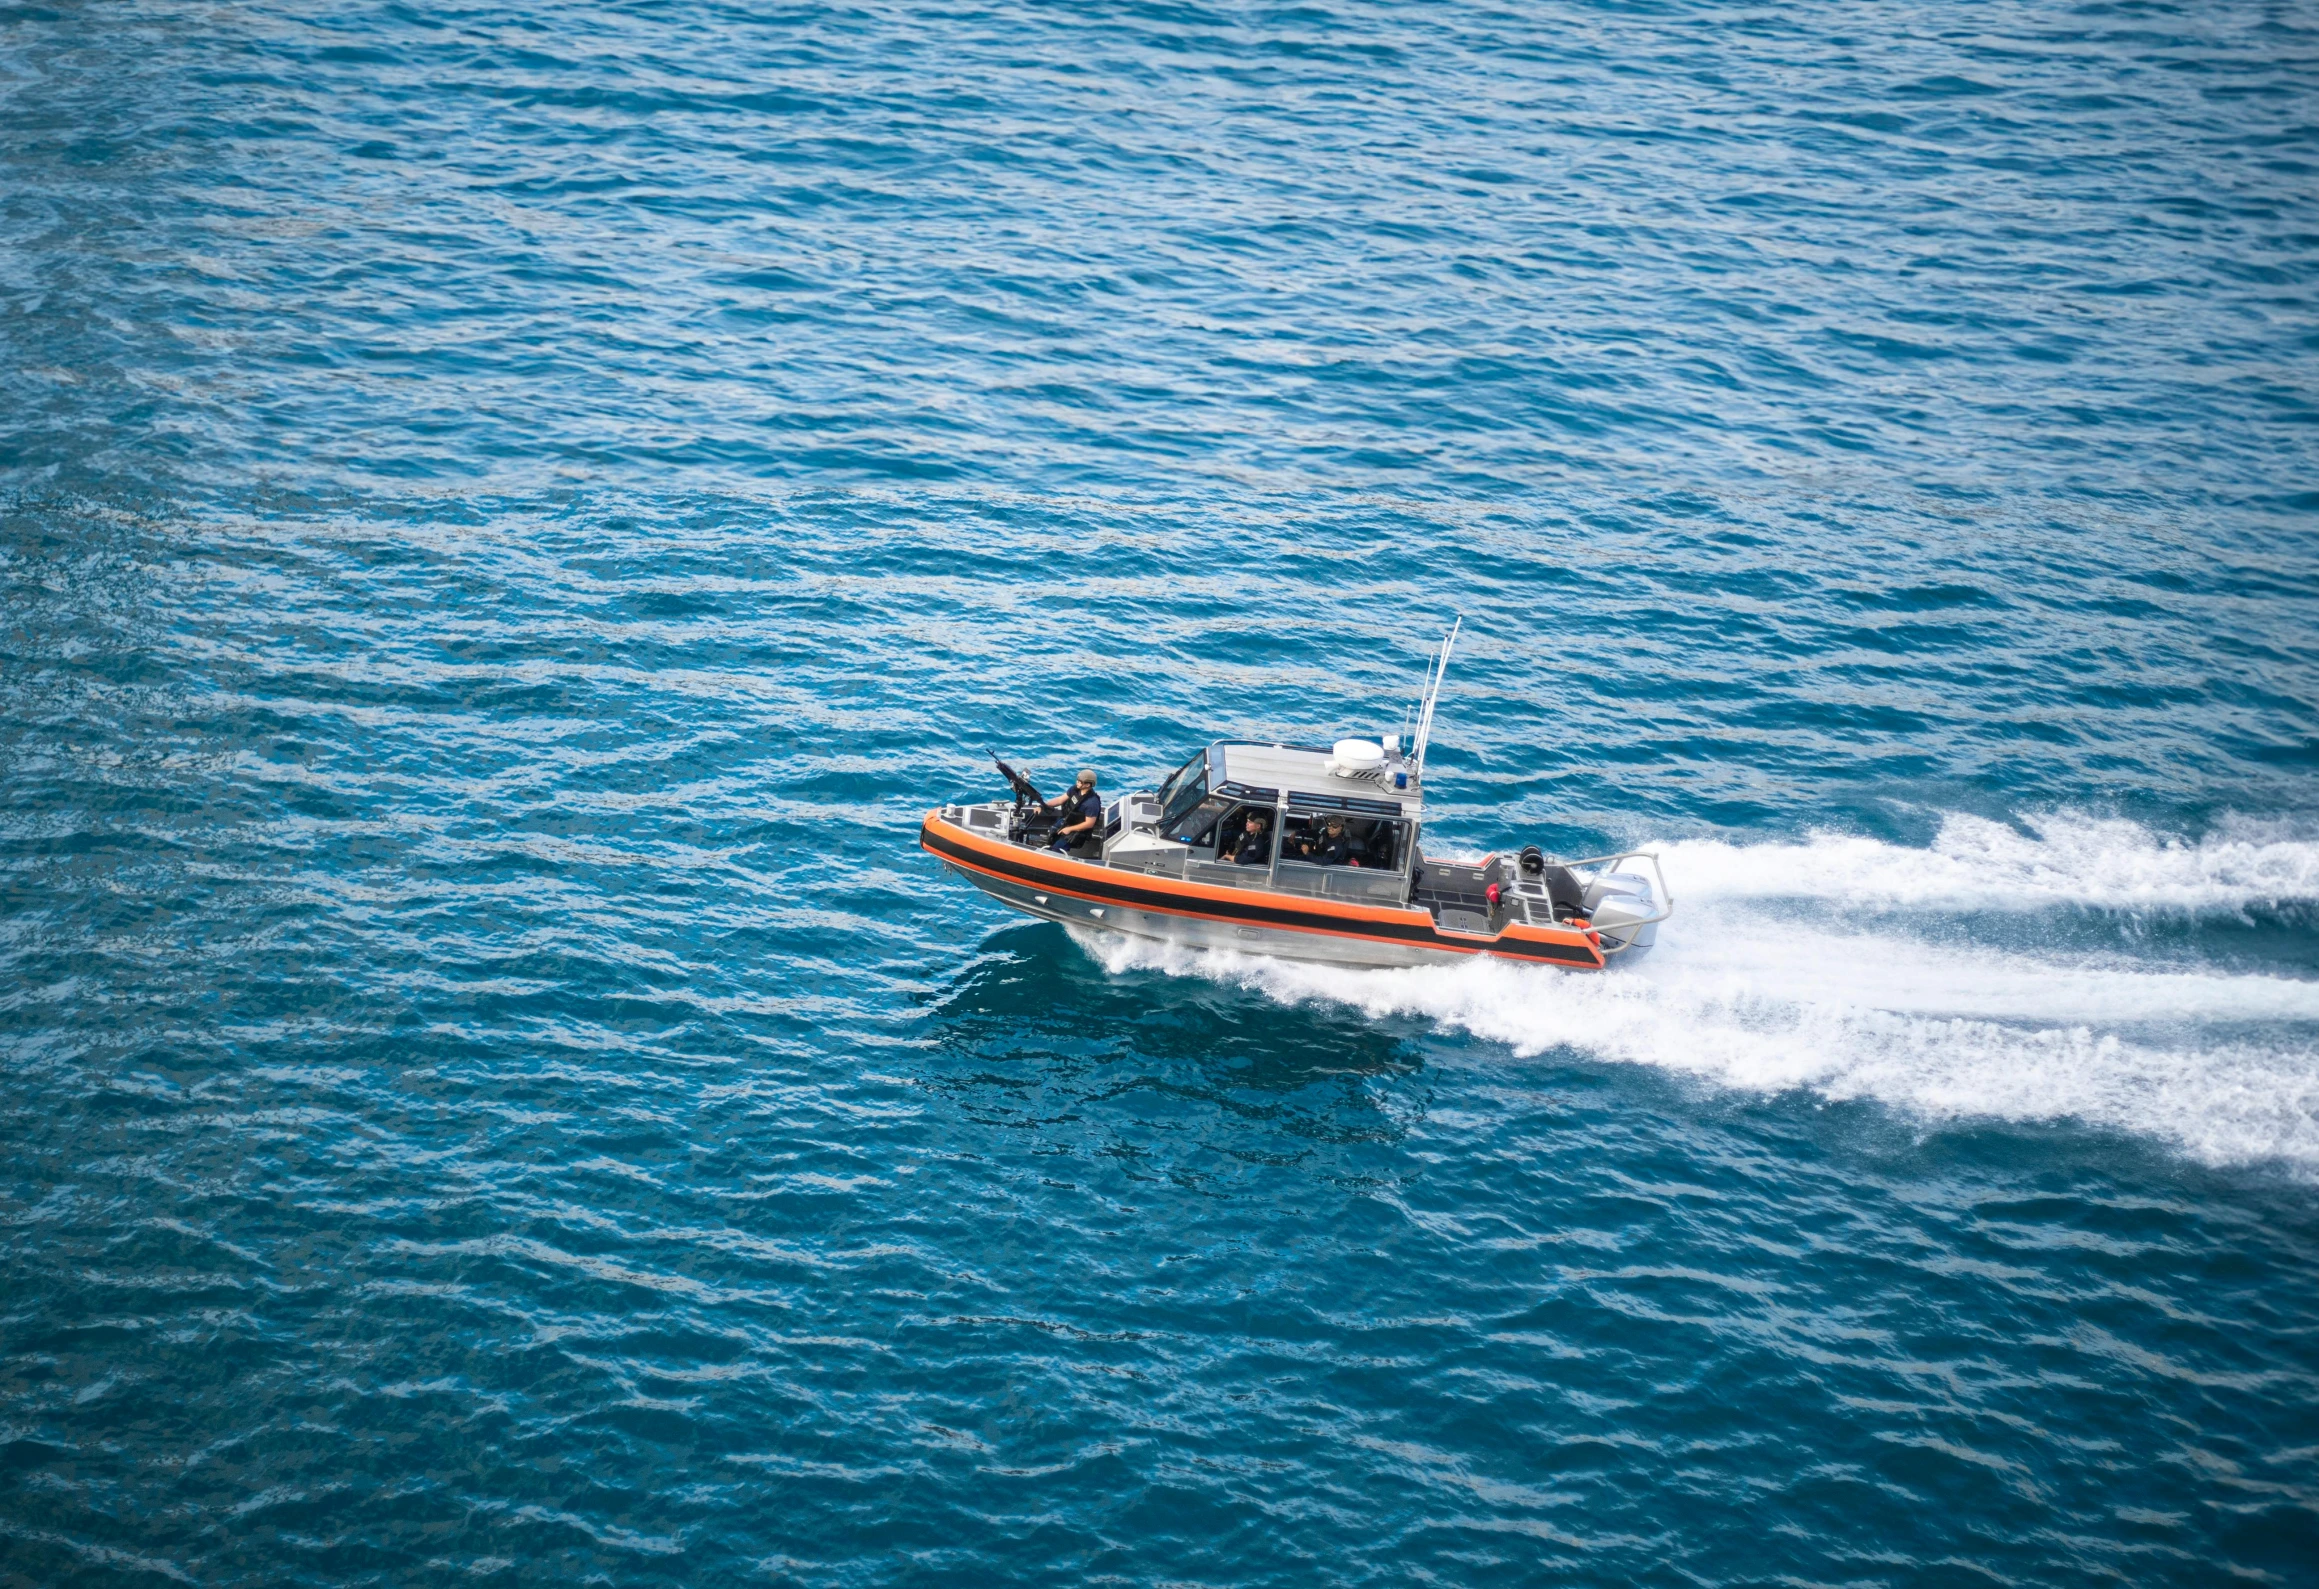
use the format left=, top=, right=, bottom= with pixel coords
left=1583, top=871, right=1661, bottom=955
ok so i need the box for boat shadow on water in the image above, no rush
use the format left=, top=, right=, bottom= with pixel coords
left=908, top=921, right=1430, bottom=1167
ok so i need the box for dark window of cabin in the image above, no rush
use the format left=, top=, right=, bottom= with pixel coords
left=1280, top=813, right=1406, bottom=871
left=1210, top=804, right=1275, bottom=864
left=1363, top=816, right=1400, bottom=867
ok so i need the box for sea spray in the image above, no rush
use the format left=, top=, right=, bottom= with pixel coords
left=1652, top=811, right=2319, bottom=915
left=1073, top=815, right=2319, bottom=1170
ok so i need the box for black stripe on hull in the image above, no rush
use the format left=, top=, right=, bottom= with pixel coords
left=920, top=819, right=1601, bottom=969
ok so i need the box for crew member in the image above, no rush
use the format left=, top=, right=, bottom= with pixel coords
left=1231, top=811, right=1272, bottom=866
left=1044, top=769, right=1103, bottom=854
left=1311, top=814, right=1356, bottom=866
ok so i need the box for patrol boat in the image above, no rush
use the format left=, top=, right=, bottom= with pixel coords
left=918, top=623, right=1671, bottom=971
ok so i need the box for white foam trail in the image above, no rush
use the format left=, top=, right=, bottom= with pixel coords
left=1068, top=817, right=2319, bottom=1172
left=1658, top=812, right=2319, bottom=915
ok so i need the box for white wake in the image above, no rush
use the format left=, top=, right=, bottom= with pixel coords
left=1075, top=814, right=2319, bottom=1172
left=1655, top=810, right=2319, bottom=916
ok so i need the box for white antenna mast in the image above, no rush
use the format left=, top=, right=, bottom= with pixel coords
left=1408, top=617, right=1461, bottom=781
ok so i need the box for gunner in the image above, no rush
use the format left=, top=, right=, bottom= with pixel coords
left=1044, top=769, right=1104, bottom=854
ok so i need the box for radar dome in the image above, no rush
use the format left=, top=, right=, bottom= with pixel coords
left=1329, top=738, right=1386, bottom=777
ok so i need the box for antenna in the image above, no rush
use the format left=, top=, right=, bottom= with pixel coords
left=1409, top=617, right=1461, bottom=780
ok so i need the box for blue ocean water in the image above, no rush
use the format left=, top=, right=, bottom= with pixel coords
left=4, top=0, right=2319, bottom=1582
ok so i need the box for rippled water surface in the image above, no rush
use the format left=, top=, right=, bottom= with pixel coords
left=5, top=1, right=2318, bottom=1583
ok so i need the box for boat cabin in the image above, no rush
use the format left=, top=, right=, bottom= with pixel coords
left=1099, top=740, right=1425, bottom=907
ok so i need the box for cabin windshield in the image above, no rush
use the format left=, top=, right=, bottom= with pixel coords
left=1164, top=794, right=1231, bottom=846
left=1156, top=751, right=1208, bottom=830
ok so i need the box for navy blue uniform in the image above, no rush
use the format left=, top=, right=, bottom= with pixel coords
left=1048, top=788, right=1103, bottom=852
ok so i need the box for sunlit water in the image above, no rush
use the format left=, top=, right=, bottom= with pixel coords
left=4, top=2, right=2317, bottom=1584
